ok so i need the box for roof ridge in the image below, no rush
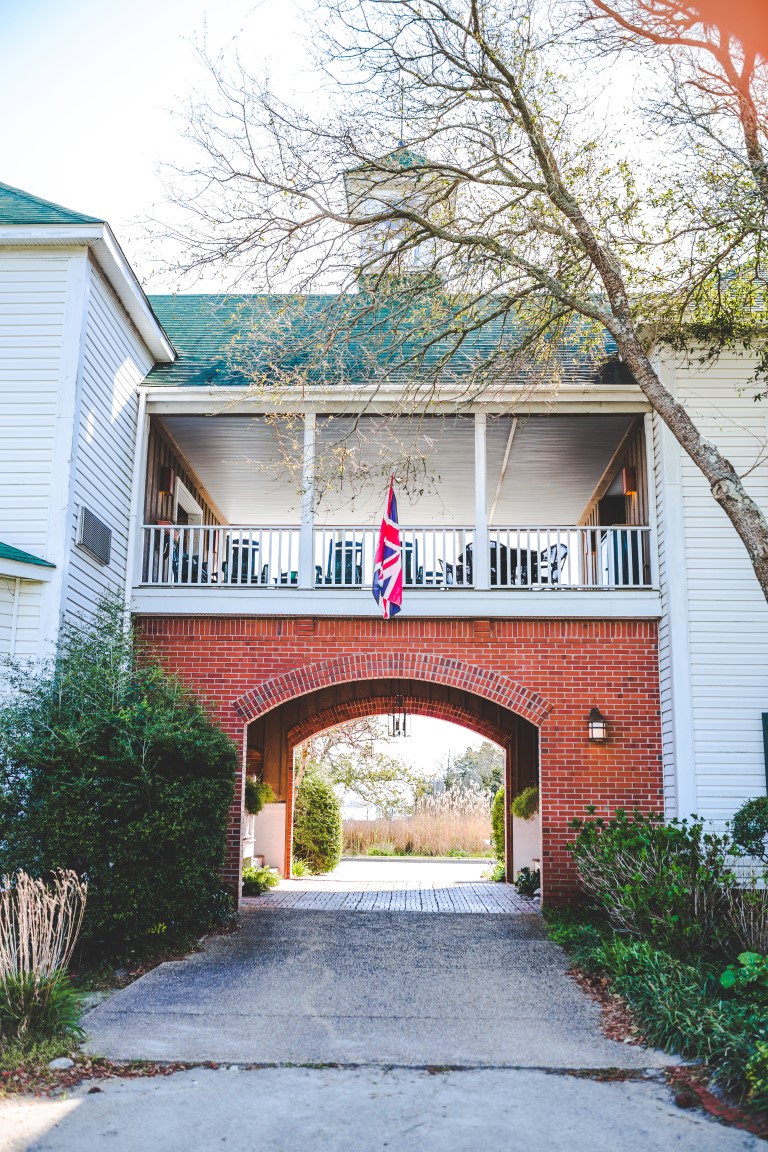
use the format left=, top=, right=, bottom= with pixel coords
left=0, top=181, right=101, bottom=225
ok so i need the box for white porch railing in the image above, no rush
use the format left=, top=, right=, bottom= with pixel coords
left=139, top=525, right=653, bottom=589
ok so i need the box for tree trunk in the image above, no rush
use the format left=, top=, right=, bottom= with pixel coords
left=614, top=330, right=768, bottom=603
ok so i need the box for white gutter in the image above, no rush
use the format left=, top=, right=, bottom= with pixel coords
left=0, top=557, right=55, bottom=582
left=124, top=388, right=149, bottom=608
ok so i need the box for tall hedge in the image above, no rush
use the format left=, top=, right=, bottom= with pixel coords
left=491, top=787, right=505, bottom=863
left=0, top=601, right=238, bottom=961
left=293, top=770, right=342, bottom=873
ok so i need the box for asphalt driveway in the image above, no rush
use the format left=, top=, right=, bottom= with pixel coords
left=82, top=905, right=665, bottom=1067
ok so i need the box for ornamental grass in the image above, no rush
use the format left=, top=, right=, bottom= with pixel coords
left=344, top=783, right=492, bottom=856
left=0, top=871, right=87, bottom=1041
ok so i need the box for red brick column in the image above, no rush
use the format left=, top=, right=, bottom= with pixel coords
left=136, top=616, right=662, bottom=905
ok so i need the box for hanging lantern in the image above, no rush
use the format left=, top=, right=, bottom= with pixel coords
left=388, top=694, right=410, bottom=738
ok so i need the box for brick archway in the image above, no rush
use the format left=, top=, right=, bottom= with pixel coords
left=233, top=652, right=553, bottom=728
left=246, top=676, right=540, bottom=886
left=137, top=614, right=663, bottom=904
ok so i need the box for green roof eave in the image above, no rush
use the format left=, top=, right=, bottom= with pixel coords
left=0, top=541, right=56, bottom=581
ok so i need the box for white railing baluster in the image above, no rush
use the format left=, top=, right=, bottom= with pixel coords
left=137, top=525, right=655, bottom=592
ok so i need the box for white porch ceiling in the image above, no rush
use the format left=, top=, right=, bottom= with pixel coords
left=160, top=413, right=636, bottom=526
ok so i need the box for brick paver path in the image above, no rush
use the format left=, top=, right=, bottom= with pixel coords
left=243, top=862, right=537, bottom=913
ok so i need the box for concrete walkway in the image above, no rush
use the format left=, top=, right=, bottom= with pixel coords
left=2, top=1066, right=763, bottom=1152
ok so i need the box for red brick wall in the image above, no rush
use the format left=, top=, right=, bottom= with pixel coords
left=137, top=615, right=662, bottom=905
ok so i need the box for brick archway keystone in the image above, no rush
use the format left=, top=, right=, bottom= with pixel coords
left=233, top=653, right=553, bottom=727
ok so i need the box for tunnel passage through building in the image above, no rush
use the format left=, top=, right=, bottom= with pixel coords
left=244, top=678, right=539, bottom=884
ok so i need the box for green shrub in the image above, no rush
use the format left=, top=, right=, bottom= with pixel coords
left=245, top=777, right=275, bottom=816
left=732, top=798, right=768, bottom=863
left=721, top=952, right=768, bottom=1003
left=511, top=786, right=539, bottom=821
left=0, top=972, right=83, bottom=1043
left=746, top=1043, right=768, bottom=1108
left=293, top=770, right=342, bottom=873
left=242, top=866, right=280, bottom=896
left=0, top=601, right=238, bottom=962
left=484, top=861, right=506, bottom=882
left=568, top=807, right=735, bottom=957
left=491, top=787, right=505, bottom=863
left=545, top=909, right=768, bottom=1102
left=291, top=858, right=313, bottom=877
left=514, top=867, right=540, bottom=897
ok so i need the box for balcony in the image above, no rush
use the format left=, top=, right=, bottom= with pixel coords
left=141, top=524, right=652, bottom=590
left=130, top=409, right=660, bottom=619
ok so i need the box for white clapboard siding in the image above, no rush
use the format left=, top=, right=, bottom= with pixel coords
left=672, top=352, right=768, bottom=822
left=0, top=253, right=70, bottom=557
left=0, top=576, right=43, bottom=660
left=651, top=410, right=678, bottom=817
left=63, top=265, right=153, bottom=623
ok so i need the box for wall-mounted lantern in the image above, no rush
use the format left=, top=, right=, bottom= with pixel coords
left=389, top=694, right=410, bottom=738
left=588, top=707, right=609, bottom=742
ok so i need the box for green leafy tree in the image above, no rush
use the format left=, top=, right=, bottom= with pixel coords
left=296, top=717, right=420, bottom=813
left=169, top=0, right=768, bottom=601
left=444, top=742, right=504, bottom=794
left=0, top=601, right=238, bottom=961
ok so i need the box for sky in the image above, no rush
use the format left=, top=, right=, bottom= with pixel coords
left=0, top=0, right=310, bottom=288
left=0, top=0, right=496, bottom=775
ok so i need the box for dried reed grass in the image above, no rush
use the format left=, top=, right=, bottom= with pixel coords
left=344, top=783, right=492, bottom=856
left=0, top=871, right=87, bottom=992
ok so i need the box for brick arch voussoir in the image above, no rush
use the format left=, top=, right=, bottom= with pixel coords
left=233, top=653, right=552, bottom=728
left=287, top=695, right=515, bottom=753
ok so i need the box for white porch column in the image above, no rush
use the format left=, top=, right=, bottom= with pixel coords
left=474, top=411, right=490, bottom=589
left=299, top=409, right=316, bottom=589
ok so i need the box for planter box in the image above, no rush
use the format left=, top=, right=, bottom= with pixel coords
left=247, top=802, right=287, bottom=873
left=512, top=812, right=541, bottom=878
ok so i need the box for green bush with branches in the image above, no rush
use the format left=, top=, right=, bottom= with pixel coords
left=0, top=601, right=238, bottom=962
left=242, top=866, right=280, bottom=896
left=293, top=770, right=342, bottom=873
left=568, top=808, right=735, bottom=957
left=490, top=787, right=505, bottom=864
left=732, top=798, right=768, bottom=863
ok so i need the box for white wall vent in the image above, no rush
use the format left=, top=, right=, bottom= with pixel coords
left=77, top=506, right=112, bottom=566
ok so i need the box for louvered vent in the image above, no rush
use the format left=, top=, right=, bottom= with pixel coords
left=77, top=506, right=112, bottom=566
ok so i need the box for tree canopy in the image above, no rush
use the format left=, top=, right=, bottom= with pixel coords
left=167, top=0, right=768, bottom=599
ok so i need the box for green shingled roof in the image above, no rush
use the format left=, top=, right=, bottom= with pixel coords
left=0, top=182, right=101, bottom=226
left=0, top=541, right=54, bottom=568
left=147, top=293, right=628, bottom=390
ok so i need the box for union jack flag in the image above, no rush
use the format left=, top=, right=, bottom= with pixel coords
left=373, top=477, right=403, bottom=619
